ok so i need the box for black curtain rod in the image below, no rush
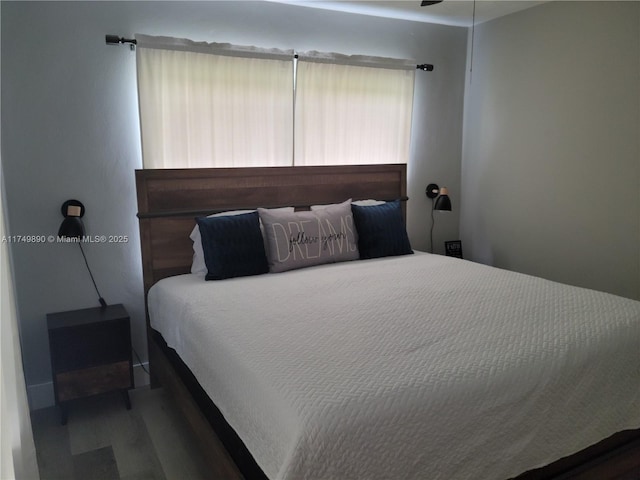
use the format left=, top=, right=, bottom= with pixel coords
left=291, top=53, right=433, bottom=71
left=105, top=35, right=434, bottom=71
left=106, top=35, right=137, bottom=47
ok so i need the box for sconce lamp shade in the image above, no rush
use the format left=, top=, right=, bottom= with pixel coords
left=58, top=200, right=86, bottom=238
left=426, top=184, right=452, bottom=211
left=58, top=217, right=85, bottom=238
left=426, top=184, right=452, bottom=254
left=434, top=187, right=452, bottom=211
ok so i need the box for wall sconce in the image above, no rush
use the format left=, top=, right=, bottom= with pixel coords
left=426, top=184, right=452, bottom=253
left=58, top=200, right=107, bottom=308
left=58, top=200, right=85, bottom=238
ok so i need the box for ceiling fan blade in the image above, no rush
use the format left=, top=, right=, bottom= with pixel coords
left=421, top=0, right=443, bottom=5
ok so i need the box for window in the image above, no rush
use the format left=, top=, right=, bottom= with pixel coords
left=136, top=36, right=293, bottom=168
left=294, top=53, right=415, bottom=165
left=136, top=35, right=415, bottom=169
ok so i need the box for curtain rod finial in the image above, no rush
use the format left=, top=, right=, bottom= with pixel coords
left=105, top=35, right=137, bottom=48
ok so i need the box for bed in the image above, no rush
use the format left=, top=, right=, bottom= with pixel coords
left=136, top=164, right=640, bottom=479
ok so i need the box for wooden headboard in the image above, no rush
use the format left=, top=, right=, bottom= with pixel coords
left=135, top=164, right=407, bottom=295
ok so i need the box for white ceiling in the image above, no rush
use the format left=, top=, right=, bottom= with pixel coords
left=267, top=0, right=549, bottom=27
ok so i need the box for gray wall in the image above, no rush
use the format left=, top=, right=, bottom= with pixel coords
left=461, top=1, right=640, bottom=300
left=1, top=1, right=467, bottom=408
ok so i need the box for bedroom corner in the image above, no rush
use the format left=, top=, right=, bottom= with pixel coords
left=460, top=0, right=640, bottom=300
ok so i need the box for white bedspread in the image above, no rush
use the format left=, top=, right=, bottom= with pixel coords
left=148, top=253, right=640, bottom=480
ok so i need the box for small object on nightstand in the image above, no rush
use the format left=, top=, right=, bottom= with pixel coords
left=445, top=240, right=463, bottom=259
left=47, top=304, right=134, bottom=425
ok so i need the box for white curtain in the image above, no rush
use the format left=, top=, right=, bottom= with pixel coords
left=136, top=35, right=294, bottom=168
left=294, top=52, right=415, bottom=166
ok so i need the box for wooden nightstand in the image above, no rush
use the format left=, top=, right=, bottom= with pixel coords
left=47, top=304, right=134, bottom=424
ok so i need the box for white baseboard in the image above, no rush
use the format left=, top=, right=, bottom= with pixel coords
left=27, top=381, right=55, bottom=411
left=28, top=362, right=150, bottom=411
left=133, top=361, right=151, bottom=388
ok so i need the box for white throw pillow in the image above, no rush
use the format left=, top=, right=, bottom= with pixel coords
left=310, top=199, right=385, bottom=210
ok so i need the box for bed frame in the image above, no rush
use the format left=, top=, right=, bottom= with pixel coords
left=135, top=164, right=639, bottom=479
left=135, top=164, right=408, bottom=477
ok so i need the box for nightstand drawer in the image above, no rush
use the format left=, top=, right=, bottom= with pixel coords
left=56, top=360, right=133, bottom=401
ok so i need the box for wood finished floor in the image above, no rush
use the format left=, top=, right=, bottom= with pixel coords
left=30, top=387, right=236, bottom=480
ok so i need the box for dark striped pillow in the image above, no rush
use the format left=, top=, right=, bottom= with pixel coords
left=351, top=200, right=413, bottom=259
left=196, top=211, right=269, bottom=280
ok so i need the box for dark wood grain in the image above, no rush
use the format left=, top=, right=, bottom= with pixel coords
left=513, top=430, right=640, bottom=479
left=56, top=362, right=132, bottom=402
